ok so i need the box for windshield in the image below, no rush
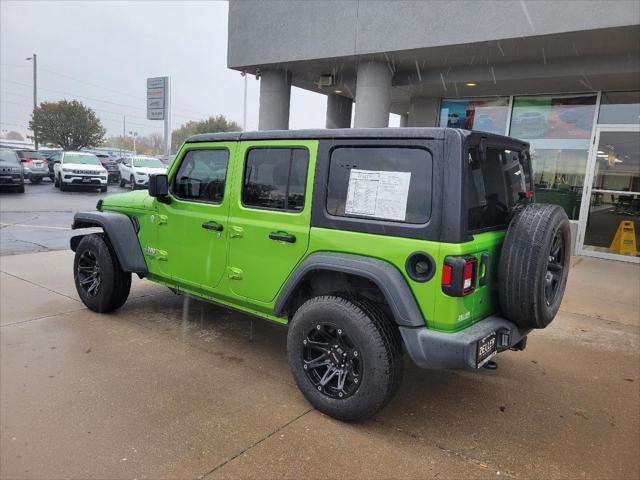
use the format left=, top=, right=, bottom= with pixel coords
left=133, top=157, right=164, bottom=168
left=0, top=149, right=20, bottom=164
left=63, top=153, right=102, bottom=165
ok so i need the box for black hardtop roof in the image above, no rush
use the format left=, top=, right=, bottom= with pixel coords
left=185, top=127, right=528, bottom=149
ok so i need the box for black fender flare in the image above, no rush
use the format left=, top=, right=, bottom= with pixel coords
left=70, top=211, right=148, bottom=273
left=274, top=252, right=426, bottom=327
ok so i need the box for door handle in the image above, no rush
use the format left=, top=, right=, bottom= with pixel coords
left=202, top=222, right=223, bottom=232
left=269, top=231, right=296, bottom=243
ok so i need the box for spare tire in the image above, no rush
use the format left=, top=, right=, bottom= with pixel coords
left=498, top=203, right=571, bottom=329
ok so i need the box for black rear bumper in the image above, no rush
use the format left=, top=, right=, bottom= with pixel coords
left=399, top=315, right=529, bottom=369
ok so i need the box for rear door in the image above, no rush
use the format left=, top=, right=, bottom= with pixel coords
left=227, top=140, right=316, bottom=304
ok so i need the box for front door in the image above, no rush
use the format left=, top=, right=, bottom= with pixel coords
left=577, top=126, right=640, bottom=262
left=227, top=140, right=317, bottom=304
left=156, top=144, right=235, bottom=290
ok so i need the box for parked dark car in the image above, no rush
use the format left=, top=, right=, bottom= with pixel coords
left=0, top=148, right=25, bottom=193
left=96, top=154, right=121, bottom=184
left=15, top=150, right=49, bottom=183
left=40, top=149, right=63, bottom=180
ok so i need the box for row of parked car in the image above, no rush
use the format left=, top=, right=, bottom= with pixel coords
left=0, top=148, right=167, bottom=193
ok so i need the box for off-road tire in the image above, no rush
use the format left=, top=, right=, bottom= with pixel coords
left=287, top=295, right=403, bottom=421
left=498, top=203, right=571, bottom=329
left=73, top=234, right=131, bottom=313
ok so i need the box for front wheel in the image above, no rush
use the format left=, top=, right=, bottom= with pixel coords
left=287, top=296, right=403, bottom=421
left=74, top=234, right=131, bottom=313
left=59, top=177, right=68, bottom=191
left=100, top=185, right=107, bottom=193
left=130, top=176, right=136, bottom=190
left=54, top=175, right=59, bottom=188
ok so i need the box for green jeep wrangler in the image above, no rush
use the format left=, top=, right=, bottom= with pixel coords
left=71, top=128, right=570, bottom=421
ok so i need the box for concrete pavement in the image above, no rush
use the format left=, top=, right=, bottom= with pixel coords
left=1, top=250, right=639, bottom=479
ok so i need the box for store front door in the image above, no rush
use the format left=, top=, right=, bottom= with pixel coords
left=577, top=125, right=640, bottom=263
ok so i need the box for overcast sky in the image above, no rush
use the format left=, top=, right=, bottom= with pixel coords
left=0, top=0, right=335, bottom=139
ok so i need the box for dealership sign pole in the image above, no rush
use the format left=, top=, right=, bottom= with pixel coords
left=147, top=76, right=171, bottom=160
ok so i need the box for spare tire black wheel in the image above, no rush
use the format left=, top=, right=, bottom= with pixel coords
left=498, top=203, right=571, bottom=329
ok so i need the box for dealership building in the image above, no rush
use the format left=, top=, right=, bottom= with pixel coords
left=227, top=0, right=640, bottom=263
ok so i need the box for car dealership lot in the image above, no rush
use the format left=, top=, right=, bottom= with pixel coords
left=1, top=184, right=639, bottom=479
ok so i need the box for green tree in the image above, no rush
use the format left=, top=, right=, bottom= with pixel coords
left=29, top=100, right=106, bottom=150
left=171, top=115, right=241, bottom=152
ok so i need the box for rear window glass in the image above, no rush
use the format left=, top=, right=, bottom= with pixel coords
left=17, top=151, right=45, bottom=160
left=327, top=146, right=432, bottom=223
left=0, top=149, right=20, bottom=164
left=467, top=146, right=527, bottom=232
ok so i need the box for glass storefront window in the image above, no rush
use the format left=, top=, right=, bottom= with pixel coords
left=439, top=97, right=509, bottom=135
left=510, top=94, right=597, bottom=220
left=598, top=91, right=640, bottom=125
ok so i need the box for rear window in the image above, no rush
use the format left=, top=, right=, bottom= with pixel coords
left=327, top=146, right=432, bottom=223
left=17, top=151, right=45, bottom=160
left=0, top=149, right=20, bottom=164
left=467, top=146, right=528, bottom=232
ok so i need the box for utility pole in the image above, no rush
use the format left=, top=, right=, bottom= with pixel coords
left=26, top=54, right=38, bottom=150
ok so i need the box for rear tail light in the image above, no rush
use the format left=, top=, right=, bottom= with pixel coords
left=22, top=157, right=32, bottom=163
left=442, top=256, right=478, bottom=297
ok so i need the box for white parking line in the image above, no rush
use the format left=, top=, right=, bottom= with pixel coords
left=0, top=223, right=72, bottom=230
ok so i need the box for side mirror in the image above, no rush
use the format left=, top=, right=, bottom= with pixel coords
left=149, top=174, right=170, bottom=204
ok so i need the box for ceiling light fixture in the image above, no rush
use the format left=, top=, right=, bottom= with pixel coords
left=466, top=82, right=477, bottom=87
left=334, top=89, right=343, bottom=94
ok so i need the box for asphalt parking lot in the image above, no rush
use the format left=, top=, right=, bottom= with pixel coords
left=1, top=181, right=639, bottom=479
left=0, top=179, right=129, bottom=256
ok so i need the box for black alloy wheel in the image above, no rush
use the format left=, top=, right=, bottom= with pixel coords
left=545, top=230, right=565, bottom=306
left=76, top=250, right=101, bottom=297
left=302, top=323, right=362, bottom=399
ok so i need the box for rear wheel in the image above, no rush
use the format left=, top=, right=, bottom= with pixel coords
left=287, top=296, right=403, bottom=421
left=73, top=234, right=131, bottom=313
left=498, top=203, right=571, bottom=329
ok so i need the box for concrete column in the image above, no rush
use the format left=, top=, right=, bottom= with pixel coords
left=326, top=94, right=352, bottom=129
left=399, top=113, right=408, bottom=127
left=258, top=70, right=291, bottom=130
left=408, top=97, right=440, bottom=127
left=353, top=62, right=392, bottom=128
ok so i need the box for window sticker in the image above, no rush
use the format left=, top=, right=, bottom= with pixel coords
left=345, top=169, right=411, bottom=221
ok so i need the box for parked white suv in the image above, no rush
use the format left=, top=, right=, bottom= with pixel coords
left=53, top=152, right=108, bottom=192
left=119, top=156, right=167, bottom=189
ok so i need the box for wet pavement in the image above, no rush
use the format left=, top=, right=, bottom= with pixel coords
left=0, top=180, right=129, bottom=256
left=1, top=182, right=639, bottom=479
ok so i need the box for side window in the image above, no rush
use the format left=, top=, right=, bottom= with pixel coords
left=173, top=149, right=229, bottom=203
left=467, top=146, right=526, bottom=232
left=242, top=148, right=309, bottom=212
left=326, top=147, right=432, bottom=223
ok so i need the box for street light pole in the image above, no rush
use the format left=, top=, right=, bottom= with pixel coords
left=26, top=54, right=38, bottom=150
left=241, top=71, right=247, bottom=131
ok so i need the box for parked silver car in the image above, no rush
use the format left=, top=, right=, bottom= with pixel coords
left=0, top=148, right=25, bottom=193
